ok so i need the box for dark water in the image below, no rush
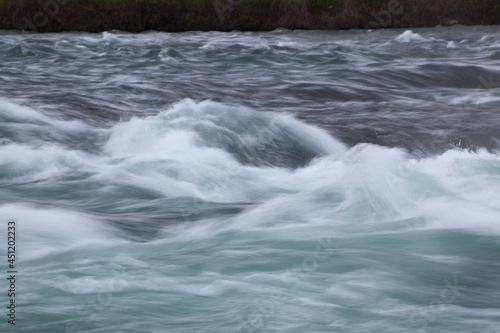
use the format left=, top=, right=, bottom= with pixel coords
left=0, top=26, right=500, bottom=332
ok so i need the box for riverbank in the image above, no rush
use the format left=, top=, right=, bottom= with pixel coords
left=0, top=0, right=499, bottom=32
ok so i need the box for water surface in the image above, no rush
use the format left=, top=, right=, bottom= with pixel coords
left=0, top=26, right=499, bottom=332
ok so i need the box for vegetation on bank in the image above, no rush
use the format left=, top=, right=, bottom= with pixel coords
left=0, top=0, right=499, bottom=32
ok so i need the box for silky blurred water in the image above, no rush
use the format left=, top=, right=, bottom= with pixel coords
left=0, top=26, right=500, bottom=333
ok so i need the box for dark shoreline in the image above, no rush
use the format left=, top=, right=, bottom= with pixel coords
left=0, top=0, right=499, bottom=33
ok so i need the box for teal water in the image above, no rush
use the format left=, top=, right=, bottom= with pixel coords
left=1, top=26, right=500, bottom=332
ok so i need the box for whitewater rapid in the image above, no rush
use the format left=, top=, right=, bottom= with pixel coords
left=1, top=26, right=500, bottom=333
left=1, top=96, right=499, bottom=255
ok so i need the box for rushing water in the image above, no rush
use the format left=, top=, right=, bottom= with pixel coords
left=1, top=25, right=500, bottom=332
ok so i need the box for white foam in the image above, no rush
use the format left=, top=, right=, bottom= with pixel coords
left=161, top=143, right=500, bottom=240
left=2, top=98, right=499, bottom=242
left=52, top=275, right=129, bottom=294
left=447, top=92, right=500, bottom=105
left=107, top=100, right=332, bottom=156
left=395, top=30, right=428, bottom=43
left=104, top=99, right=500, bottom=239
left=0, top=98, right=50, bottom=123
left=275, top=40, right=306, bottom=50
left=0, top=144, right=83, bottom=180
left=102, top=31, right=122, bottom=42
left=200, top=37, right=270, bottom=51
left=0, top=204, right=109, bottom=260
left=102, top=99, right=347, bottom=202
left=0, top=98, right=91, bottom=134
